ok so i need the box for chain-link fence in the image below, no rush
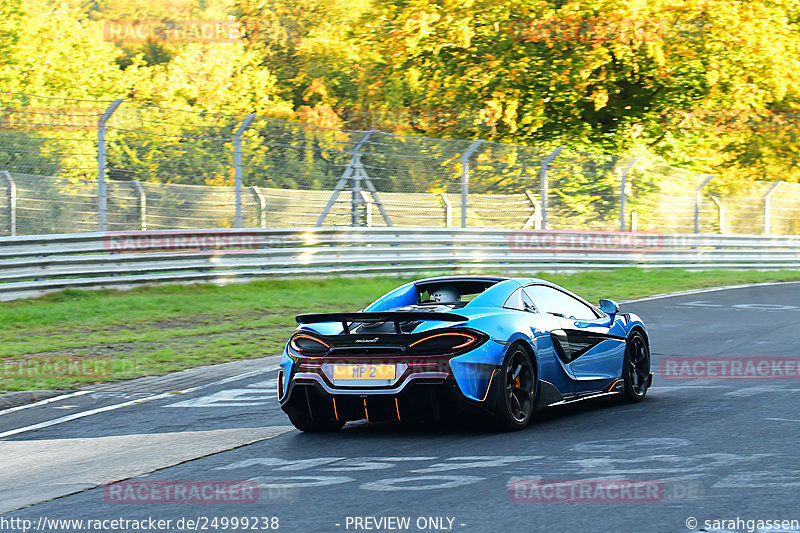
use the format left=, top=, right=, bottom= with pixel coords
left=1, top=90, right=798, bottom=236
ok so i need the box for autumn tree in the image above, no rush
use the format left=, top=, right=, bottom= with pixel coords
left=235, top=0, right=373, bottom=127
left=358, top=0, right=800, bottom=168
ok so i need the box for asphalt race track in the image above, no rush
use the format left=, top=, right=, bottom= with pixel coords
left=3, top=282, right=800, bottom=533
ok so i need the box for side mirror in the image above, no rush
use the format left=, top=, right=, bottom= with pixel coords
left=598, top=299, right=620, bottom=316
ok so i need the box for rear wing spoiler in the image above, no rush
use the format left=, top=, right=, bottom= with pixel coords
left=296, top=312, right=468, bottom=334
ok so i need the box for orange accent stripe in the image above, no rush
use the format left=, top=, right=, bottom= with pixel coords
left=363, top=398, right=370, bottom=421
left=394, top=398, right=401, bottom=422
left=332, top=398, right=339, bottom=422
left=408, top=332, right=477, bottom=349
left=290, top=334, right=331, bottom=351
left=479, top=369, right=499, bottom=402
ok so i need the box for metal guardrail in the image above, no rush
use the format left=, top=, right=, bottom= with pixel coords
left=1, top=228, right=799, bottom=300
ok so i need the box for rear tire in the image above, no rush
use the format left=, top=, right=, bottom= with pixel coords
left=493, top=344, right=536, bottom=431
left=287, top=398, right=345, bottom=433
left=621, top=330, right=651, bottom=403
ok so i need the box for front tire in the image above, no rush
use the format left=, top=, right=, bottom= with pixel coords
left=621, top=330, right=651, bottom=403
left=493, top=344, right=536, bottom=431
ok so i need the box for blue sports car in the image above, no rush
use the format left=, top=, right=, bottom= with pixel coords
left=278, top=275, right=652, bottom=432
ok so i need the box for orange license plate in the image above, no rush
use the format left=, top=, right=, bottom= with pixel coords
left=333, top=364, right=396, bottom=381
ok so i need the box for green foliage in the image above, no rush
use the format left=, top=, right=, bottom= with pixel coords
left=235, top=0, right=373, bottom=116
left=0, top=129, right=61, bottom=176
left=0, top=0, right=23, bottom=70
left=359, top=0, right=800, bottom=156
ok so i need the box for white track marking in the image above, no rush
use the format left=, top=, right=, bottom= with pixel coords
left=649, top=385, right=731, bottom=392
left=0, top=390, right=93, bottom=416
left=725, top=386, right=800, bottom=398
left=167, top=388, right=276, bottom=408
left=360, top=475, right=484, bottom=492
left=0, top=392, right=174, bottom=439
left=166, top=377, right=278, bottom=408
left=622, top=280, right=800, bottom=304
left=0, top=367, right=277, bottom=439
left=248, top=475, right=355, bottom=489
left=203, top=367, right=278, bottom=387
left=571, top=438, right=691, bottom=453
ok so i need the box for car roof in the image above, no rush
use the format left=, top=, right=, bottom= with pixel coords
left=412, top=275, right=511, bottom=294
left=412, top=275, right=559, bottom=288
left=412, top=275, right=510, bottom=285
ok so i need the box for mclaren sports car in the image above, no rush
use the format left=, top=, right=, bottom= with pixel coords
left=278, top=275, right=653, bottom=432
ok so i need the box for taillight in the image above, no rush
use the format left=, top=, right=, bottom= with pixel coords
left=409, top=332, right=480, bottom=355
left=289, top=334, right=330, bottom=355
left=277, top=370, right=285, bottom=399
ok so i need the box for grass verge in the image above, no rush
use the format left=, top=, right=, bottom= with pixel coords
left=2, top=268, right=799, bottom=391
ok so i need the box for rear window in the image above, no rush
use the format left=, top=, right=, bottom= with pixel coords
left=416, top=279, right=503, bottom=307
left=419, top=289, right=483, bottom=305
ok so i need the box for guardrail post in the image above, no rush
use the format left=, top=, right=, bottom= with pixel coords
left=251, top=186, right=266, bottom=228
left=522, top=190, right=541, bottom=230
left=709, top=196, right=724, bottom=234
left=694, top=174, right=714, bottom=234
left=460, top=140, right=484, bottom=228
left=234, top=113, right=256, bottom=228
left=97, top=99, right=124, bottom=232
left=132, top=180, right=146, bottom=231
left=764, top=181, right=783, bottom=235
left=438, top=193, right=453, bottom=227
left=1, top=171, right=15, bottom=236
left=539, top=147, right=563, bottom=230
left=619, top=158, right=640, bottom=231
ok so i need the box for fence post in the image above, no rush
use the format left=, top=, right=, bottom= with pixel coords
left=694, top=174, right=714, bottom=234
left=764, top=181, right=783, bottom=235
left=619, top=157, right=640, bottom=231
left=709, top=196, right=724, bottom=234
left=1, top=171, right=15, bottom=236
left=132, top=180, right=146, bottom=231
left=317, top=131, right=374, bottom=227
left=97, top=99, right=124, bottom=232
left=359, top=190, right=373, bottom=227
left=251, top=186, right=266, bottom=229
left=539, top=147, right=563, bottom=230
left=631, top=211, right=637, bottom=232
left=439, top=193, right=452, bottom=228
left=522, top=190, right=541, bottom=230
left=352, top=166, right=363, bottom=226
left=234, top=113, right=256, bottom=228
left=460, top=140, right=484, bottom=228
